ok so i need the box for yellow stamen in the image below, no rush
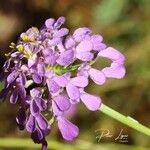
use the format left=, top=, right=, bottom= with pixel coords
left=17, top=45, right=24, bottom=52
left=32, top=27, right=39, bottom=33
left=9, top=42, right=16, bottom=49
left=5, top=53, right=11, bottom=57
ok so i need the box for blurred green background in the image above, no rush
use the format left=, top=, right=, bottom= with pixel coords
left=0, top=0, right=150, bottom=149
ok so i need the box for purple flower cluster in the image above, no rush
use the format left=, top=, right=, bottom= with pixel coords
left=0, top=17, right=125, bottom=149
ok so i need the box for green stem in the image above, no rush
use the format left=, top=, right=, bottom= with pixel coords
left=99, top=103, right=150, bottom=136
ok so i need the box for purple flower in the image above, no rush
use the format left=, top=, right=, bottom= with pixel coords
left=66, top=76, right=88, bottom=103
left=80, top=93, right=101, bottom=111
left=56, top=50, right=74, bottom=66
left=57, top=116, right=79, bottom=141
left=29, top=88, right=47, bottom=117
left=0, top=16, right=126, bottom=149
left=98, top=47, right=125, bottom=78
left=73, top=28, right=106, bottom=62
left=52, top=95, right=71, bottom=116
left=78, top=63, right=106, bottom=85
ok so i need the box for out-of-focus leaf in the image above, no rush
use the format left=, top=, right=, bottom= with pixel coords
left=0, top=138, right=149, bottom=150
left=93, top=0, right=129, bottom=25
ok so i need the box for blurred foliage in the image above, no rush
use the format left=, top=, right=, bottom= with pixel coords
left=0, top=0, right=150, bottom=149
left=0, top=138, right=149, bottom=150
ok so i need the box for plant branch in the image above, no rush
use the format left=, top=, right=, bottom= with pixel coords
left=99, top=103, right=150, bottom=136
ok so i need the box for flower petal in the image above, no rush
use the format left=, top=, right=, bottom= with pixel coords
left=47, top=79, right=60, bottom=94
left=32, top=73, right=42, bottom=84
left=81, top=93, right=101, bottom=111
left=76, top=51, right=94, bottom=61
left=19, top=73, right=27, bottom=86
left=7, top=70, right=18, bottom=85
left=53, top=28, right=69, bottom=38
left=18, top=84, right=26, bottom=99
left=45, top=18, right=55, bottom=28
left=88, top=68, right=106, bottom=85
left=30, top=100, right=40, bottom=117
left=52, top=101, right=63, bottom=116
left=102, top=62, right=126, bottom=79
left=70, top=76, right=88, bottom=87
left=28, top=59, right=36, bottom=68
left=66, top=83, right=80, bottom=100
left=54, top=16, right=65, bottom=29
left=53, top=75, right=68, bottom=87
left=73, top=27, right=92, bottom=42
left=37, top=63, right=45, bottom=77
left=90, top=35, right=106, bottom=51
left=57, top=116, right=79, bottom=141
left=36, top=114, right=49, bottom=131
left=26, top=114, right=36, bottom=133
left=55, top=95, right=71, bottom=111
left=36, top=98, right=47, bottom=111
left=91, top=34, right=103, bottom=43
left=98, top=47, right=125, bottom=64
left=30, top=88, right=42, bottom=98
left=56, top=50, right=74, bottom=66
left=10, top=90, right=18, bottom=104
left=3, top=59, right=11, bottom=69
left=31, top=127, right=43, bottom=144
left=65, top=36, right=75, bottom=49
left=44, top=54, right=57, bottom=65
left=76, top=40, right=93, bottom=52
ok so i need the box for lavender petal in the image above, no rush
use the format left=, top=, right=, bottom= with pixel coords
left=52, top=101, right=63, bottom=116
left=80, top=93, right=101, bottom=111
left=53, top=75, right=68, bottom=87
left=26, top=114, right=36, bottom=133
left=45, top=18, right=55, bottom=28
left=76, top=51, right=94, bottom=61
left=53, top=28, right=69, bottom=38
left=30, top=100, right=40, bottom=117
left=65, top=36, right=75, bottom=49
left=56, top=50, right=74, bottom=66
left=30, top=88, right=42, bottom=98
left=76, top=40, right=93, bottom=52
left=31, top=127, right=44, bottom=144
left=44, top=54, right=57, bottom=65
left=66, top=83, right=80, bottom=100
left=98, top=47, right=125, bottom=64
left=36, top=98, right=47, bottom=111
left=36, top=114, right=50, bottom=131
left=54, top=16, right=65, bottom=29
left=10, top=89, right=18, bottom=104
left=18, top=84, right=26, bottom=99
left=55, top=95, right=71, bottom=111
left=90, top=35, right=107, bottom=51
left=46, top=79, right=60, bottom=94
left=88, top=68, right=106, bottom=85
left=73, top=27, right=92, bottom=42
left=37, top=63, right=45, bottom=77
left=19, top=73, right=27, bottom=86
left=57, top=116, right=79, bottom=141
left=32, top=73, right=42, bottom=84
left=102, top=62, right=126, bottom=79
left=7, top=70, right=18, bottom=85
left=70, top=76, right=88, bottom=87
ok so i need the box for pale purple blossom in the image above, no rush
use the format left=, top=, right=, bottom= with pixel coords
left=0, top=16, right=126, bottom=150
